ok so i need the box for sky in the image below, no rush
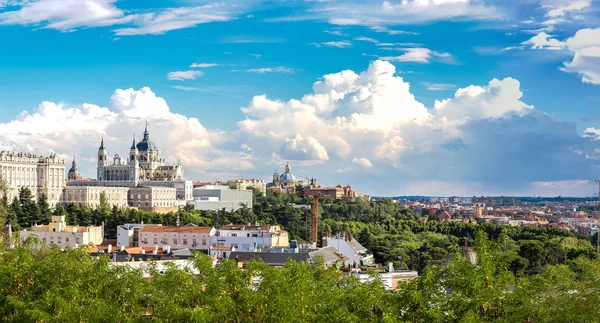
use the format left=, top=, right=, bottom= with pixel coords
left=0, top=0, right=599, bottom=197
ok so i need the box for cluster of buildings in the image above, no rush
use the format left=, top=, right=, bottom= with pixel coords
left=399, top=196, right=599, bottom=236
left=18, top=215, right=415, bottom=290
left=266, top=162, right=369, bottom=200
left=0, top=124, right=253, bottom=214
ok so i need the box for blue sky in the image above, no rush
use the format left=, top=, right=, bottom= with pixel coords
left=0, top=0, right=599, bottom=196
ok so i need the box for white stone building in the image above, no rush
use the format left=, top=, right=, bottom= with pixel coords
left=0, top=151, right=65, bottom=205
left=226, top=179, right=266, bottom=195
left=128, top=186, right=178, bottom=212
left=213, top=224, right=289, bottom=251
left=20, top=215, right=103, bottom=249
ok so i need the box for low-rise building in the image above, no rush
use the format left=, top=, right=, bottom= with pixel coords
left=322, top=233, right=374, bottom=266
left=227, top=179, right=266, bottom=195
left=20, top=215, right=103, bottom=249
left=137, top=225, right=216, bottom=251
left=61, top=186, right=129, bottom=208
left=116, top=223, right=163, bottom=247
left=188, top=185, right=253, bottom=211
left=128, top=186, right=178, bottom=213
left=214, top=224, right=289, bottom=251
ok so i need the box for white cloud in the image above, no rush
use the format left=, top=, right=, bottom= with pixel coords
left=561, top=28, right=600, bottom=84
left=0, top=0, right=130, bottom=31
left=368, top=25, right=420, bottom=35
left=353, top=36, right=378, bottom=43
left=421, top=82, right=457, bottom=91
left=280, top=134, right=329, bottom=161
left=544, top=0, right=591, bottom=18
left=167, top=70, right=204, bottom=81
left=434, top=78, right=534, bottom=121
left=380, top=48, right=454, bottom=64
left=352, top=157, right=372, bottom=168
left=0, top=1, right=239, bottom=35
left=319, top=0, right=499, bottom=26
left=171, top=85, right=200, bottom=91
left=113, top=4, right=235, bottom=36
left=522, top=28, right=600, bottom=85
left=190, top=63, right=219, bottom=68
left=521, top=32, right=566, bottom=50
left=234, top=66, right=294, bottom=74
left=310, top=41, right=352, bottom=48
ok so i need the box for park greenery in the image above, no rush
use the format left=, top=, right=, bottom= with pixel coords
left=0, top=184, right=599, bottom=321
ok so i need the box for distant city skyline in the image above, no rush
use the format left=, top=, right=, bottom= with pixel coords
left=0, top=0, right=599, bottom=197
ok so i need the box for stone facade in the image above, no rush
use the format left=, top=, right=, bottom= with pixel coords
left=0, top=151, right=65, bottom=205
left=61, top=186, right=129, bottom=208
left=128, top=186, right=178, bottom=213
left=20, top=216, right=103, bottom=249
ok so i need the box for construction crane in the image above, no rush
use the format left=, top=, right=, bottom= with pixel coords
left=311, top=189, right=319, bottom=244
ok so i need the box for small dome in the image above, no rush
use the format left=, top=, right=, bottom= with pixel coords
left=136, top=123, right=157, bottom=152
left=280, top=172, right=299, bottom=183
left=68, top=158, right=81, bottom=180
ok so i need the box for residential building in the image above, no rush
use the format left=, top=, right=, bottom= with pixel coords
left=116, top=223, right=163, bottom=247
left=188, top=185, right=253, bottom=211
left=209, top=245, right=236, bottom=259
left=0, top=151, right=65, bottom=205
left=137, top=225, right=216, bottom=251
left=214, top=224, right=289, bottom=251
left=322, top=233, right=374, bottom=266
left=20, top=215, right=103, bottom=249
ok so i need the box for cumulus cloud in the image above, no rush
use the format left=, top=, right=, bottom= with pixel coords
left=234, top=60, right=600, bottom=195
left=522, top=28, right=600, bottom=85
left=0, top=87, right=253, bottom=180
left=434, top=78, right=534, bottom=121
left=279, top=135, right=329, bottom=161
left=561, top=28, right=600, bottom=84
left=167, top=70, right=204, bottom=81
left=352, top=157, right=372, bottom=168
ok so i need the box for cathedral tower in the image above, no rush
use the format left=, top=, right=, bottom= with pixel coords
left=97, top=136, right=108, bottom=180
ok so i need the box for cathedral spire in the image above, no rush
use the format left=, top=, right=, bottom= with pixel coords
left=99, top=135, right=105, bottom=150
left=131, top=133, right=136, bottom=149
left=143, top=121, right=150, bottom=140
left=72, top=156, right=76, bottom=168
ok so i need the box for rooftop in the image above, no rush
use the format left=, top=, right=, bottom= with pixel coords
left=140, top=226, right=213, bottom=233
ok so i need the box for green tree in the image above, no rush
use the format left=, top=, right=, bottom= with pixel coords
left=36, top=193, right=51, bottom=224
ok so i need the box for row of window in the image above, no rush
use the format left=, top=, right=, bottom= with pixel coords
left=142, top=238, right=207, bottom=246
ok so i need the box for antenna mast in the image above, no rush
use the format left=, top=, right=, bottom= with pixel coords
left=594, top=179, right=600, bottom=253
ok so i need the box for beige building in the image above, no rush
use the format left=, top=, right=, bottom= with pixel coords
left=20, top=215, right=103, bottom=249
left=138, top=225, right=216, bottom=250
left=128, top=186, right=178, bottom=213
left=61, top=186, right=129, bottom=208
left=0, top=151, right=65, bottom=205
left=226, top=179, right=266, bottom=195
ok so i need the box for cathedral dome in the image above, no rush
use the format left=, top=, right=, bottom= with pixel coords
left=136, top=123, right=157, bottom=152
left=280, top=172, right=299, bottom=183
left=67, top=158, right=81, bottom=180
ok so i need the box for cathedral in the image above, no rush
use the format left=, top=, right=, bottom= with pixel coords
left=96, top=123, right=184, bottom=184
